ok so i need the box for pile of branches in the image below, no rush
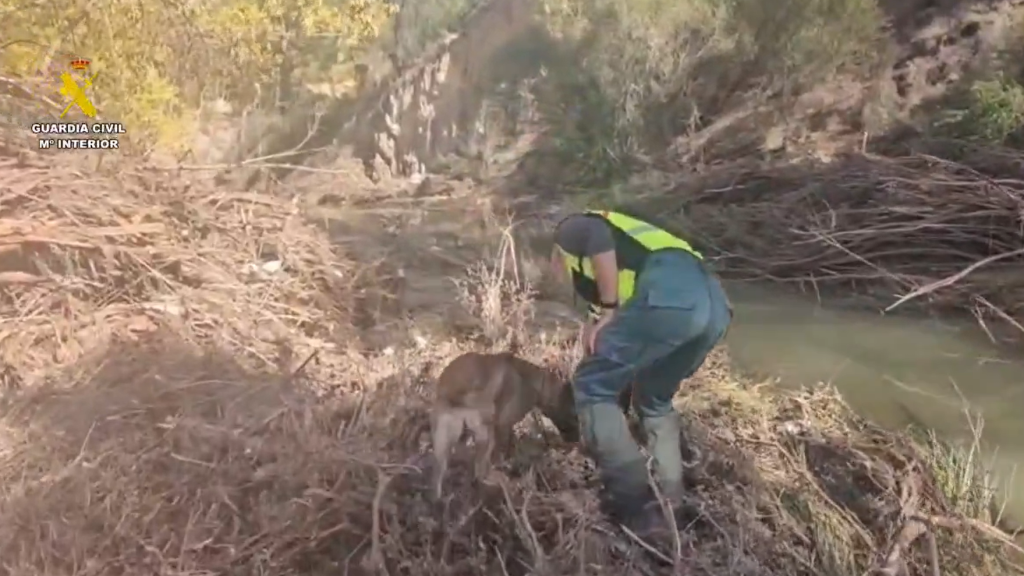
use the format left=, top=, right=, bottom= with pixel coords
left=0, top=150, right=355, bottom=386
left=669, top=142, right=1024, bottom=335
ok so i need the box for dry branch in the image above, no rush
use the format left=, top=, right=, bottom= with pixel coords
left=669, top=146, right=1024, bottom=336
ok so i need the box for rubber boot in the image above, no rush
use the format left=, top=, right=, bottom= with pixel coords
left=642, top=412, right=684, bottom=505
left=578, top=402, right=652, bottom=523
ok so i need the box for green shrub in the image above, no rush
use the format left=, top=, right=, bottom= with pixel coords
left=929, top=73, right=1024, bottom=145
left=964, top=75, right=1024, bottom=144
left=536, top=0, right=885, bottom=184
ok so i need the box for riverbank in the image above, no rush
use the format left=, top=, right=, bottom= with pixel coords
left=1, top=147, right=1022, bottom=576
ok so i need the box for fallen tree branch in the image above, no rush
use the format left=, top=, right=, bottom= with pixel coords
left=916, top=514, right=1024, bottom=557
left=886, top=249, right=1024, bottom=313
left=875, top=474, right=927, bottom=576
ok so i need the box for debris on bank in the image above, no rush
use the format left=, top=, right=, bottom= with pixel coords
left=661, top=142, right=1024, bottom=338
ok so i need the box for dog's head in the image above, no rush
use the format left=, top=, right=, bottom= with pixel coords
left=510, top=358, right=581, bottom=444
left=539, top=377, right=580, bottom=443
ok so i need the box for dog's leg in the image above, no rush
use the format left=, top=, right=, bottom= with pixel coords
left=430, top=410, right=461, bottom=501
left=495, top=424, right=514, bottom=459
left=465, top=410, right=494, bottom=482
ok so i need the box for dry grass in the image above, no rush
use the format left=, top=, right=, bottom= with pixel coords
left=1, top=146, right=1022, bottom=576
left=0, top=145, right=355, bottom=388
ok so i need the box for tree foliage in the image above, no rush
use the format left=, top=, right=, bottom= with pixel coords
left=1, top=0, right=395, bottom=150
left=536, top=0, right=885, bottom=183
left=388, top=0, right=483, bottom=67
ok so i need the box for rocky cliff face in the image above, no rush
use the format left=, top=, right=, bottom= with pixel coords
left=341, top=0, right=544, bottom=181
left=189, top=0, right=548, bottom=185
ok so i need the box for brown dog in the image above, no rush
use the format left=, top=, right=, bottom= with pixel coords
left=430, top=351, right=578, bottom=500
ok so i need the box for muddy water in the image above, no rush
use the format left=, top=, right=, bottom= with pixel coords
left=723, top=281, right=1024, bottom=516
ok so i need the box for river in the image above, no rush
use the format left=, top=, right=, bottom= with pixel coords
left=723, top=281, right=1024, bottom=519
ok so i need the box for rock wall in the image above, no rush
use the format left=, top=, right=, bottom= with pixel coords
left=183, top=0, right=551, bottom=184
left=340, top=0, right=546, bottom=180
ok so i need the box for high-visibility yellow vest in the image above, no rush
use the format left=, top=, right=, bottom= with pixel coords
left=560, top=210, right=702, bottom=308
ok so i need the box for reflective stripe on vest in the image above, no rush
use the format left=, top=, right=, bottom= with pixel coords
left=563, top=210, right=701, bottom=305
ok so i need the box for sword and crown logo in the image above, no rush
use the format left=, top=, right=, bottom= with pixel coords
left=58, top=57, right=99, bottom=119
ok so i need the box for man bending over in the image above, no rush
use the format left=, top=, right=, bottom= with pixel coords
left=551, top=210, right=732, bottom=535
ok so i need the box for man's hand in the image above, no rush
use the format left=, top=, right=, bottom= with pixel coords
left=583, top=310, right=615, bottom=354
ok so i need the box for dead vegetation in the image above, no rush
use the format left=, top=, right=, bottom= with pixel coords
left=0, top=144, right=1022, bottom=576
left=0, top=148, right=356, bottom=388
left=645, top=140, right=1024, bottom=340
left=2, top=337, right=1022, bottom=576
